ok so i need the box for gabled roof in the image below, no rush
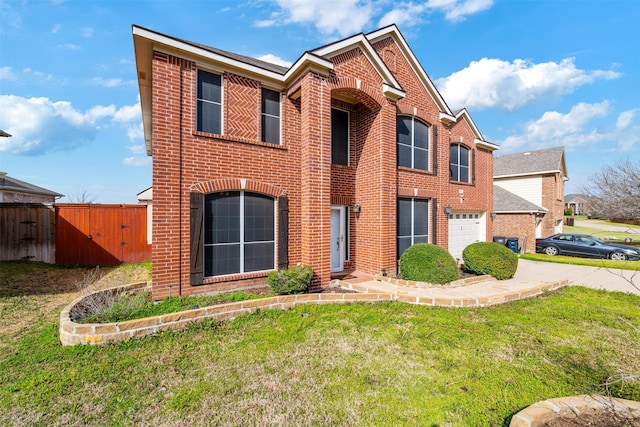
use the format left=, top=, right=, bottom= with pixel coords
left=494, top=185, right=547, bottom=213
left=453, top=108, right=499, bottom=151
left=133, top=24, right=488, bottom=155
left=494, top=146, right=567, bottom=178
left=0, top=171, right=63, bottom=199
left=0, top=130, right=11, bottom=137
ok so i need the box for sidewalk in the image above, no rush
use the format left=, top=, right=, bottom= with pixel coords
left=335, top=259, right=640, bottom=308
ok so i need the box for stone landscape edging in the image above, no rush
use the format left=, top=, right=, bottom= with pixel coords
left=509, top=394, right=640, bottom=426
left=59, top=284, right=394, bottom=346
left=60, top=276, right=568, bottom=346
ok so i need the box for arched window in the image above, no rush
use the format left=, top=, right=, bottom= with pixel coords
left=204, top=191, right=275, bottom=277
left=450, top=143, right=470, bottom=182
left=397, top=115, right=429, bottom=171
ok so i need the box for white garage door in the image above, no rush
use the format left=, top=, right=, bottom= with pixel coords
left=448, top=212, right=485, bottom=260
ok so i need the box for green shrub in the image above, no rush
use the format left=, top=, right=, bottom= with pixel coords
left=399, top=243, right=459, bottom=284
left=462, top=242, right=518, bottom=280
left=267, top=265, right=313, bottom=295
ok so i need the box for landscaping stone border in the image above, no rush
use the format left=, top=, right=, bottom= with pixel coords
left=372, top=274, right=494, bottom=288
left=510, top=394, right=640, bottom=426
left=59, top=283, right=394, bottom=346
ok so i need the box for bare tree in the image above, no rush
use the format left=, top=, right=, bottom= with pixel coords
left=66, top=189, right=96, bottom=204
left=579, top=159, right=640, bottom=220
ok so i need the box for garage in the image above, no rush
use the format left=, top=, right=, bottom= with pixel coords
left=448, top=211, right=486, bottom=260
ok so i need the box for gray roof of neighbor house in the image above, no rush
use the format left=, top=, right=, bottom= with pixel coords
left=494, top=146, right=566, bottom=178
left=564, top=193, right=590, bottom=203
left=494, top=185, right=547, bottom=213
left=0, top=172, right=63, bottom=198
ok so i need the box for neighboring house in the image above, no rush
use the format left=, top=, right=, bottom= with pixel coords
left=133, top=24, right=499, bottom=300
left=137, top=186, right=153, bottom=245
left=0, top=171, right=63, bottom=204
left=564, top=193, right=590, bottom=216
left=493, top=147, right=568, bottom=253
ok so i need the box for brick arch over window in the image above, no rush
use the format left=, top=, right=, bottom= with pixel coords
left=328, top=77, right=385, bottom=111
left=190, top=179, right=287, bottom=198
left=396, top=105, right=432, bottom=126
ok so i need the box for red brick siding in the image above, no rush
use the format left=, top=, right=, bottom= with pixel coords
left=493, top=213, right=537, bottom=253
left=150, top=34, right=495, bottom=299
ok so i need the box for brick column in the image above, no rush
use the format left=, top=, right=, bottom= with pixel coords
left=299, top=73, right=332, bottom=289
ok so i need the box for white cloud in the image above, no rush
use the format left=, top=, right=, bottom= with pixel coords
left=379, top=3, right=428, bottom=28
left=52, top=24, right=61, bottom=34
left=113, top=102, right=141, bottom=123
left=257, top=54, right=292, bottom=68
left=127, top=144, right=146, bottom=154
left=91, top=77, right=133, bottom=87
left=0, top=95, right=142, bottom=154
left=436, top=0, right=493, bottom=21
left=82, top=27, right=94, bottom=37
left=380, top=0, right=492, bottom=27
left=436, top=57, right=621, bottom=111
left=616, top=109, right=637, bottom=130
left=58, top=43, right=80, bottom=50
left=260, top=0, right=375, bottom=37
left=122, top=156, right=151, bottom=166
left=495, top=102, right=640, bottom=155
left=0, top=66, right=16, bottom=80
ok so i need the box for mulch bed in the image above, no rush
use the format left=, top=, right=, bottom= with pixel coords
left=546, top=412, right=640, bottom=426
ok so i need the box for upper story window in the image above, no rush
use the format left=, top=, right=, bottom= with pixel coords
left=397, top=115, right=429, bottom=171
left=204, top=191, right=275, bottom=277
left=450, top=143, right=470, bottom=183
left=331, top=108, right=349, bottom=165
left=196, top=70, right=222, bottom=134
left=261, top=88, right=281, bottom=144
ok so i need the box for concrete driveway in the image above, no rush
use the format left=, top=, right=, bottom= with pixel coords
left=515, top=258, right=640, bottom=295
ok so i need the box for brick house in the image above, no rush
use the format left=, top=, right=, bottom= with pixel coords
left=132, top=24, right=499, bottom=300
left=493, top=147, right=568, bottom=253
left=0, top=171, right=62, bottom=204
left=564, top=194, right=590, bottom=216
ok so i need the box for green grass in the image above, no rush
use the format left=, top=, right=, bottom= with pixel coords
left=520, top=253, right=640, bottom=271
left=565, top=225, right=640, bottom=243
left=1, top=262, right=639, bottom=426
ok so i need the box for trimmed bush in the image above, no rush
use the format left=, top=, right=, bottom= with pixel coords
left=399, top=243, right=459, bottom=284
left=462, top=242, right=518, bottom=280
left=267, top=265, right=313, bottom=295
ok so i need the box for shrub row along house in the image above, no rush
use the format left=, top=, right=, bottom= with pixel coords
left=132, top=24, right=499, bottom=300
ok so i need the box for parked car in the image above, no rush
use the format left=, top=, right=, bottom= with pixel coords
left=535, top=233, right=640, bottom=261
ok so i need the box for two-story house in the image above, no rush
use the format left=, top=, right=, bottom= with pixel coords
left=133, top=24, right=499, bottom=300
left=493, top=146, right=568, bottom=253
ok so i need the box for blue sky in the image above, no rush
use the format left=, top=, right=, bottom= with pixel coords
left=1, top=0, right=639, bottom=202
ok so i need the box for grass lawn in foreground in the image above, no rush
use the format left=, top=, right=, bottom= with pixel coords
left=1, top=261, right=639, bottom=426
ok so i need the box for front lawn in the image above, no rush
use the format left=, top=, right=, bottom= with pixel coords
left=1, top=261, right=639, bottom=426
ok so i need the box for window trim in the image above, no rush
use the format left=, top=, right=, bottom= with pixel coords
left=397, top=115, right=430, bottom=171
left=261, top=87, right=281, bottom=144
left=203, top=191, right=276, bottom=278
left=196, top=69, right=224, bottom=135
left=449, top=143, right=471, bottom=183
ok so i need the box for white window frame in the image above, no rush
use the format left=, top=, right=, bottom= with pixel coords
left=397, top=115, right=430, bottom=171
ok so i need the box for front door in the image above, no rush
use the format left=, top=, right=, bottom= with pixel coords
left=330, top=206, right=345, bottom=272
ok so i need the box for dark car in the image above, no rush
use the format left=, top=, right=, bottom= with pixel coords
left=535, top=233, right=640, bottom=261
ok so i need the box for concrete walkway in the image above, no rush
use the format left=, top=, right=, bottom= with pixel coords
left=336, top=258, right=640, bottom=307
left=515, top=258, right=640, bottom=295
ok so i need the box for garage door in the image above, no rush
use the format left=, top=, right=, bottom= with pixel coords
left=448, top=212, right=485, bottom=260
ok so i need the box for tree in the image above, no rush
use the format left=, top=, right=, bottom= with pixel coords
left=579, top=159, right=640, bottom=220
left=66, top=189, right=96, bottom=204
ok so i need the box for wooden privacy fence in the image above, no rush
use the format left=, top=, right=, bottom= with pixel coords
left=55, top=204, right=151, bottom=266
left=0, top=203, right=56, bottom=263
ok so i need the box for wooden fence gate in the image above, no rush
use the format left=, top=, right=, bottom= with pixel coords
left=55, top=204, right=151, bottom=266
left=0, top=203, right=55, bottom=263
